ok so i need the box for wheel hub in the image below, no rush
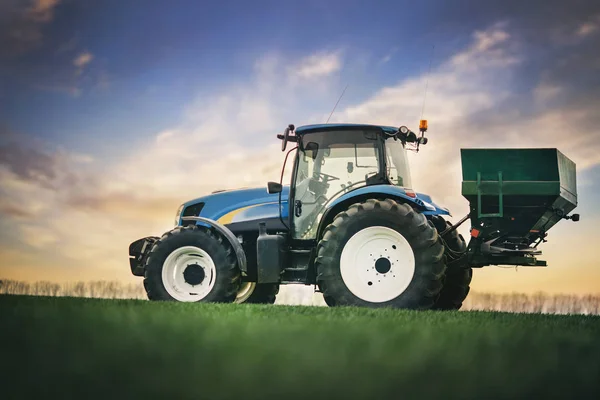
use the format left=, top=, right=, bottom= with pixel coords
left=183, top=264, right=205, bottom=286
left=374, top=257, right=392, bottom=274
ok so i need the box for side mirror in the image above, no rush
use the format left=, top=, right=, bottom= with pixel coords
left=281, top=127, right=290, bottom=152
left=280, top=124, right=295, bottom=152
left=267, top=182, right=283, bottom=194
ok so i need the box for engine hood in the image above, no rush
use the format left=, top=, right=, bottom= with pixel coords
left=181, top=186, right=290, bottom=224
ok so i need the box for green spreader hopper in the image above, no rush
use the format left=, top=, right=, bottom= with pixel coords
left=460, top=148, right=578, bottom=267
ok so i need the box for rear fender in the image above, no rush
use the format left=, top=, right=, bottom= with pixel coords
left=317, top=185, right=449, bottom=239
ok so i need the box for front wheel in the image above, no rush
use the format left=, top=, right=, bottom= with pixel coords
left=316, top=199, right=446, bottom=309
left=144, top=225, right=241, bottom=302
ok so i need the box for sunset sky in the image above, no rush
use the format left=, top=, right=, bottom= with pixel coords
left=1, top=0, right=599, bottom=296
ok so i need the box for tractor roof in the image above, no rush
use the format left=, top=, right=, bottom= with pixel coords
left=295, top=123, right=399, bottom=136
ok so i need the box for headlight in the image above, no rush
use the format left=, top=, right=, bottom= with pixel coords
left=175, top=204, right=184, bottom=226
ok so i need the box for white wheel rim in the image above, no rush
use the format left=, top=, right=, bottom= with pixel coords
left=340, top=226, right=415, bottom=303
left=161, top=246, right=217, bottom=302
left=235, top=282, right=256, bottom=303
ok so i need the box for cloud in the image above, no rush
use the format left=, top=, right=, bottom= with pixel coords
left=533, top=83, right=562, bottom=105
left=576, top=15, right=600, bottom=38
left=450, top=23, right=520, bottom=70
left=72, top=51, right=94, bottom=79
left=288, top=50, right=342, bottom=80
left=379, top=47, right=398, bottom=64
left=0, top=138, right=91, bottom=191
left=155, top=130, right=175, bottom=144
left=337, top=24, right=518, bottom=127
left=73, top=51, right=93, bottom=68
left=0, top=202, right=34, bottom=219
left=26, top=0, right=60, bottom=22
left=20, top=225, right=59, bottom=249
left=0, top=2, right=104, bottom=98
left=0, top=0, right=61, bottom=57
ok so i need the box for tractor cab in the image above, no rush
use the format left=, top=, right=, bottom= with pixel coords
left=272, top=123, right=424, bottom=241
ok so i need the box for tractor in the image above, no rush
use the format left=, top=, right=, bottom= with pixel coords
left=128, top=121, right=579, bottom=309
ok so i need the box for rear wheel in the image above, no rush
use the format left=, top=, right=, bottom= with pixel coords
left=316, top=199, right=445, bottom=309
left=430, top=217, right=472, bottom=310
left=144, top=225, right=240, bottom=302
left=433, top=267, right=472, bottom=310
left=235, top=282, right=279, bottom=304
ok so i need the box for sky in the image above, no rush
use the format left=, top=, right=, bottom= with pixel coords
left=1, top=0, right=600, bottom=297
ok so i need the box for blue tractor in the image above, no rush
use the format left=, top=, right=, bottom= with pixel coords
left=128, top=121, right=578, bottom=309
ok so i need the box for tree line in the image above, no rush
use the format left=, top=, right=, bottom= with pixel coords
left=1, top=279, right=598, bottom=315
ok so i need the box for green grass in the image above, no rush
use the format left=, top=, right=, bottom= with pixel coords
left=1, top=295, right=599, bottom=399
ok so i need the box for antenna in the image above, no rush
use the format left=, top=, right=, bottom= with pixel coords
left=420, top=44, right=435, bottom=121
left=326, top=84, right=348, bottom=124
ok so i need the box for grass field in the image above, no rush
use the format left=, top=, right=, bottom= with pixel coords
left=2, top=295, right=599, bottom=399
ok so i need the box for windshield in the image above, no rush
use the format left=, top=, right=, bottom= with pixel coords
left=384, top=137, right=412, bottom=188
left=293, top=129, right=380, bottom=239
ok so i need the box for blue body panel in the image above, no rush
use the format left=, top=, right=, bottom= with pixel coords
left=179, top=184, right=449, bottom=227
left=414, top=192, right=451, bottom=216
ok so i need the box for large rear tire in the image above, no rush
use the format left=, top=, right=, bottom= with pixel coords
left=235, top=282, right=279, bottom=304
left=316, top=199, right=445, bottom=309
left=144, top=225, right=241, bottom=302
left=430, top=217, right=472, bottom=310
